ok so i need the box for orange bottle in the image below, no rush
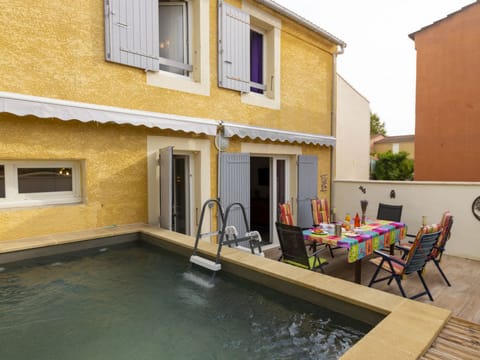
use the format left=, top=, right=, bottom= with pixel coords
left=354, top=213, right=361, bottom=228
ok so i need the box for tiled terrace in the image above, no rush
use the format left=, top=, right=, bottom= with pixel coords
left=265, top=246, right=480, bottom=324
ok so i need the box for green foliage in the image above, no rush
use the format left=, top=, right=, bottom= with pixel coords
left=370, top=112, right=386, bottom=135
left=373, top=151, right=414, bottom=180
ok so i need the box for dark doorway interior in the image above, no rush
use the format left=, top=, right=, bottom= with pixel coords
left=250, top=157, right=271, bottom=244
left=173, top=155, right=188, bottom=235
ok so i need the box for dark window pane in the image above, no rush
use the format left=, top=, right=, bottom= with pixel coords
left=250, top=30, right=264, bottom=94
left=0, top=165, right=5, bottom=198
left=18, top=168, right=72, bottom=193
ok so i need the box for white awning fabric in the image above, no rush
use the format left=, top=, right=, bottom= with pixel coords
left=0, top=91, right=218, bottom=136
left=0, top=92, right=335, bottom=146
left=222, top=122, right=336, bottom=147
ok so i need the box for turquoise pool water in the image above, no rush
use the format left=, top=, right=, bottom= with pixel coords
left=0, top=243, right=371, bottom=359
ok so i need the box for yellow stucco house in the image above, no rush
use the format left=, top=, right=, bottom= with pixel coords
left=0, top=0, right=345, bottom=247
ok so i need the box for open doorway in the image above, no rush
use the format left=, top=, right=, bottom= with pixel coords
left=173, top=155, right=190, bottom=235
left=250, top=157, right=271, bottom=243
left=250, top=157, right=288, bottom=245
left=159, top=147, right=192, bottom=236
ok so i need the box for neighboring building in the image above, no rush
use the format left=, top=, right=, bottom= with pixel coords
left=410, top=1, right=480, bottom=181
left=0, top=0, right=345, bottom=246
left=335, top=74, right=370, bottom=180
left=370, top=134, right=384, bottom=155
left=373, top=135, right=415, bottom=159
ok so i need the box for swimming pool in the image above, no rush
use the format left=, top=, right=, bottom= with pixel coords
left=0, top=242, right=371, bottom=359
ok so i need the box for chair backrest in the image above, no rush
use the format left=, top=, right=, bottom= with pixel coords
left=275, top=222, right=310, bottom=268
left=404, top=224, right=442, bottom=274
left=377, top=203, right=403, bottom=222
left=278, top=202, right=294, bottom=225
left=311, top=198, right=330, bottom=225
left=431, top=211, right=453, bottom=259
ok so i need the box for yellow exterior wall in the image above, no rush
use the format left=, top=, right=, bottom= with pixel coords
left=0, top=0, right=337, bottom=240
left=0, top=0, right=335, bottom=134
left=0, top=114, right=210, bottom=240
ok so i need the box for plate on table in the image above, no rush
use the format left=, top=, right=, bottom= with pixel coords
left=344, top=232, right=359, bottom=237
left=312, top=229, right=329, bottom=236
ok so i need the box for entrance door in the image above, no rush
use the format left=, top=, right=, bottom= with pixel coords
left=219, top=153, right=289, bottom=245
left=250, top=157, right=271, bottom=243
left=250, top=157, right=288, bottom=245
left=159, top=148, right=192, bottom=235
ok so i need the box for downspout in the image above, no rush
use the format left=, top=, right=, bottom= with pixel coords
left=330, top=44, right=345, bottom=214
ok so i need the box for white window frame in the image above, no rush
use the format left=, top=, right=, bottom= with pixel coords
left=0, top=160, right=82, bottom=209
left=241, top=1, right=281, bottom=110
left=392, top=143, right=400, bottom=154
left=249, top=25, right=266, bottom=94
left=158, top=1, right=191, bottom=75
left=147, top=0, right=210, bottom=96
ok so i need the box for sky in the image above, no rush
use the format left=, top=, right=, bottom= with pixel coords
left=273, top=0, right=475, bottom=135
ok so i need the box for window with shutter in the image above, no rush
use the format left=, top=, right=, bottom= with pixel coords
left=105, top=0, right=210, bottom=96
left=158, top=1, right=193, bottom=75
left=218, top=1, right=251, bottom=93
left=104, top=0, right=160, bottom=71
left=218, top=1, right=281, bottom=109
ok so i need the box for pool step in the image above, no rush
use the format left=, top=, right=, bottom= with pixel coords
left=189, top=255, right=221, bottom=272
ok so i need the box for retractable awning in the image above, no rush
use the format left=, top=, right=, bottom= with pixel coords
left=0, top=92, right=218, bottom=136
left=222, top=122, right=336, bottom=147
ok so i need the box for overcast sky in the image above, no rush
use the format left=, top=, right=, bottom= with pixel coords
left=273, top=0, right=475, bottom=135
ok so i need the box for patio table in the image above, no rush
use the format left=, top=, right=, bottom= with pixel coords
left=303, top=219, right=407, bottom=283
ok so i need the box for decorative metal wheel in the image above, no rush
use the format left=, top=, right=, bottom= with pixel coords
left=473, top=196, right=480, bottom=221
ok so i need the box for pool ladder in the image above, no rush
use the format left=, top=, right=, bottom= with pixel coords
left=189, top=199, right=263, bottom=272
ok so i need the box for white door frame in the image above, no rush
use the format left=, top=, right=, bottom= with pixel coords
left=147, top=136, right=211, bottom=237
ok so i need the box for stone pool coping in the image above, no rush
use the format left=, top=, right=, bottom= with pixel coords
left=0, top=223, right=451, bottom=359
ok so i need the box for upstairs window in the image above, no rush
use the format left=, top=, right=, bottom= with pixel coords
left=250, top=29, right=264, bottom=94
left=158, top=1, right=192, bottom=76
left=218, top=1, right=280, bottom=109
left=105, top=0, right=209, bottom=95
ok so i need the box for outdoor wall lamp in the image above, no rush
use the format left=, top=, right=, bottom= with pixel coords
left=215, top=123, right=230, bottom=152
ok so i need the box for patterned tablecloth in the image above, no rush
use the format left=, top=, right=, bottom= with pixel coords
left=303, top=220, right=407, bottom=263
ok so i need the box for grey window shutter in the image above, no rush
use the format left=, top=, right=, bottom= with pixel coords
left=218, top=1, right=251, bottom=92
left=297, top=155, right=318, bottom=228
left=104, top=0, right=159, bottom=71
left=159, top=146, right=173, bottom=230
left=219, top=152, right=250, bottom=236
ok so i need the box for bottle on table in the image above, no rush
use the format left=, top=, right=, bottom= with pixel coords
left=354, top=213, right=361, bottom=228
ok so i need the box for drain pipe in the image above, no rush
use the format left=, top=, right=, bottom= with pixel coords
left=330, top=44, right=345, bottom=214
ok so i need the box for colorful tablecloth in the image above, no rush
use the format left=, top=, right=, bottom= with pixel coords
left=303, top=220, right=407, bottom=263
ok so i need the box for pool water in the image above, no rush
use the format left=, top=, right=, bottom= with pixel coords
left=0, top=243, right=371, bottom=359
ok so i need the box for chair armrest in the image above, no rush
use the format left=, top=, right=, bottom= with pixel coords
left=373, top=250, right=406, bottom=267
left=405, top=233, right=416, bottom=244
left=395, top=244, right=410, bottom=259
